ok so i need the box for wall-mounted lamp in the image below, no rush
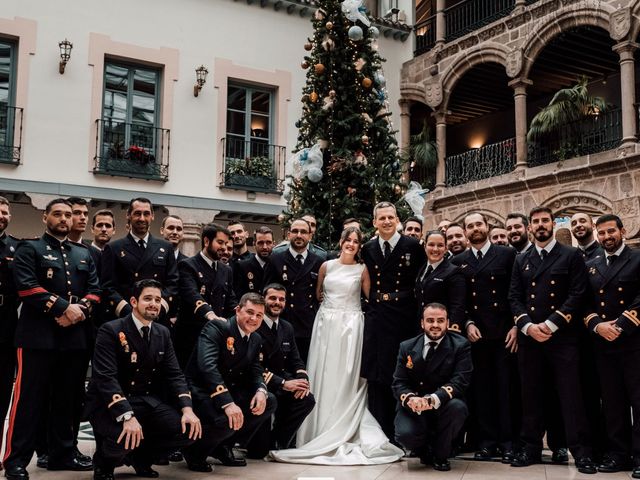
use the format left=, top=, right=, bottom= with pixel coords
left=58, top=39, right=73, bottom=74
left=193, top=65, right=209, bottom=97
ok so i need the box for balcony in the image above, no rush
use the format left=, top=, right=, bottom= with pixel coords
left=0, top=105, right=23, bottom=166
left=93, top=119, right=170, bottom=182
left=445, top=137, right=515, bottom=186
left=527, top=107, right=622, bottom=167
left=220, top=137, right=285, bottom=194
left=414, top=15, right=436, bottom=56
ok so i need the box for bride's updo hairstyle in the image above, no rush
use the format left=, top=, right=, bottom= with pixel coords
left=339, top=226, right=364, bottom=261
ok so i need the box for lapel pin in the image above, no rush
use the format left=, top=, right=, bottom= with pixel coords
left=131, top=352, right=137, bottom=363
left=120, top=251, right=126, bottom=257
left=227, top=337, right=235, bottom=355
left=406, top=355, right=414, bottom=369
left=160, top=247, right=165, bottom=253
left=47, top=268, right=54, bottom=279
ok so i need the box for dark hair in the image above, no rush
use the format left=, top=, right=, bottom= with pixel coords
left=127, top=197, right=153, bottom=215
left=254, top=226, right=274, bottom=240
left=424, top=230, right=446, bottom=244
left=92, top=209, right=115, bottom=227
left=342, top=217, right=359, bottom=226
left=0, top=196, right=10, bottom=207
left=161, top=215, right=182, bottom=228
left=238, top=292, right=266, bottom=308
left=528, top=206, right=553, bottom=222
left=506, top=212, right=529, bottom=228
left=595, top=214, right=624, bottom=229
left=132, top=279, right=163, bottom=300
left=290, top=218, right=312, bottom=231
left=423, top=302, right=448, bottom=315
left=263, top=283, right=286, bottom=296
left=403, top=216, right=423, bottom=229
left=445, top=222, right=462, bottom=231
left=66, top=197, right=88, bottom=207
left=45, top=198, right=72, bottom=213
left=340, top=226, right=363, bottom=245
left=228, top=220, right=246, bottom=230
left=201, top=223, right=230, bottom=249
left=463, top=212, right=488, bottom=229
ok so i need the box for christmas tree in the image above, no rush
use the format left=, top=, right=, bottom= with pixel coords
left=285, top=0, right=405, bottom=248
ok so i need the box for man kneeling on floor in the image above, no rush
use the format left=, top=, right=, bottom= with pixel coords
left=85, top=279, right=201, bottom=480
left=393, top=302, right=472, bottom=471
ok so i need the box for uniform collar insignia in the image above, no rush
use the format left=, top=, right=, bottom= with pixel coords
left=42, top=254, right=58, bottom=261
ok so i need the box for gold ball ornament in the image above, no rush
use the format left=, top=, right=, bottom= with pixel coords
left=314, top=63, right=325, bottom=75
left=304, top=42, right=313, bottom=51
left=361, top=135, right=369, bottom=145
left=362, top=77, right=373, bottom=89
left=326, top=21, right=333, bottom=30
left=301, top=61, right=309, bottom=69
left=310, top=91, right=319, bottom=103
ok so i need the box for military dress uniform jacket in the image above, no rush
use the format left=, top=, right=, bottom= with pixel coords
left=580, top=241, right=604, bottom=262
left=585, top=246, right=640, bottom=353
left=0, top=233, right=19, bottom=343
left=12, top=233, right=101, bottom=350
left=256, top=319, right=308, bottom=393
left=392, top=332, right=472, bottom=410
left=233, top=254, right=267, bottom=298
left=185, top=317, right=266, bottom=410
left=100, top=234, right=179, bottom=321
left=414, top=259, right=466, bottom=333
left=263, top=250, right=324, bottom=339
left=451, top=244, right=516, bottom=340
left=509, top=242, right=589, bottom=344
left=85, top=314, right=193, bottom=422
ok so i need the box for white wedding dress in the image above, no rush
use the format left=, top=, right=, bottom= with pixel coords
left=270, top=259, right=404, bottom=465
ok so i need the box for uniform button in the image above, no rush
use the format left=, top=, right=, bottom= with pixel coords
left=619, top=287, right=623, bottom=292
left=289, top=304, right=294, bottom=308
left=134, top=273, right=139, bottom=278
left=376, top=281, right=380, bottom=285
left=131, top=381, right=135, bottom=385
left=67, top=281, right=71, bottom=285
left=530, top=294, right=535, bottom=299
left=472, top=292, right=476, bottom=296
left=620, top=300, right=625, bottom=304
left=601, top=302, right=605, bottom=306
left=308, top=294, right=312, bottom=298
left=550, top=293, right=555, bottom=297
left=309, top=283, right=313, bottom=287
left=492, top=290, right=496, bottom=294
left=531, top=282, right=536, bottom=287
left=66, top=271, right=70, bottom=275
left=395, top=289, right=399, bottom=292
left=396, top=281, right=400, bottom=284
left=551, top=280, right=556, bottom=285
left=530, top=307, right=535, bottom=311
left=419, top=381, right=423, bottom=385
left=290, top=293, right=294, bottom=297
left=550, top=306, right=555, bottom=310
left=602, top=314, right=607, bottom=319
left=600, top=289, right=604, bottom=294
left=154, top=274, right=158, bottom=278
left=491, top=276, right=495, bottom=280
left=65, top=262, right=69, bottom=266
left=377, top=272, right=380, bottom=277
left=471, top=279, right=475, bottom=283
left=374, top=265, right=378, bottom=269
left=493, top=303, right=498, bottom=307
left=474, top=306, right=478, bottom=310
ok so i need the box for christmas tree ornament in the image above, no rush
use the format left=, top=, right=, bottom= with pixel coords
left=304, top=42, right=313, bottom=51
left=307, top=167, right=323, bottom=183
left=322, top=96, right=334, bottom=111
left=329, top=89, right=337, bottom=98
left=326, top=21, right=333, bottom=30
left=354, top=58, right=366, bottom=71
left=348, top=26, right=364, bottom=41
left=314, top=63, right=326, bottom=75
left=361, top=134, right=369, bottom=145
left=369, top=26, right=380, bottom=38
left=362, top=77, right=373, bottom=89
left=375, top=72, right=386, bottom=87
left=362, top=113, right=373, bottom=124
left=341, top=0, right=371, bottom=26
left=309, top=91, right=319, bottom=103
left=302, top=94, right=309, bottom=102
left=322, top=35, right=335, bottom=51
left=301, top=61, right=309, bottom=69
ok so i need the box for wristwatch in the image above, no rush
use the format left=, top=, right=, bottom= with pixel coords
left=123, top=412, right=134, bottom=421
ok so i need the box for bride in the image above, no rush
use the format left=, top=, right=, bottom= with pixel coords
left=270, top=227, right=404, bottom=465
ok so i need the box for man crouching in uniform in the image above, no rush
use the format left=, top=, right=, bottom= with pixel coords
left=393, top=303, right=472, bottom=472
left=85, top=279, right=201, bottom=480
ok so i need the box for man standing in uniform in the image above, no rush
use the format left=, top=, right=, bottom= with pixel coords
left=451, top=213, right=517, bottom=462
left=445, top=224, right=468, bottom=257
left=3, top=198, right=100, bottom=479
left=509, top=206, right=596, bottom=474
left=264, top=218, right=323, bottom=362
left=584, top=214, right=640, bottom=476
left=361, top=201, right=427, bottom=441
left=89, top=210, right=116, bottom=275
left=175, top=223, right=237, bottom=367
left=571, top=213, right=603, bottom=261
left=228, top=221, right=251, bottom=263
left=233, top=226, right=274, bottom=299
left=86, top=279, right=201, bottom=479
left=101, top=197, right=179, bottom=327
left=0, top=197, right=18, bottom=472
left=489, top=227, right=509, bottom=246
left=403, top=217, right=423, bottom=240
left=246, top=284, right=315, bottom=458
left=506, top=213, right=531, bottom=254
left=161, top=215, right=187, bottom=262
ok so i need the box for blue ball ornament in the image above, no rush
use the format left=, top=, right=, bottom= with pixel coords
left=348, top=26, right=364, bottom=41
left=369, top=26, right=380, bottom=39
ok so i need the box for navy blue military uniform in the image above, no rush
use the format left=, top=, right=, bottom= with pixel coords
left=100, top=234, right=179, bottom=324
left=580, top=241, right=604, bottom=262
left=233, top=254, right=268, bottom=299
left=174, top=253, right=237, bottom=367
left=451, top=244, right=517, bottom=453
left=246, top=318, right=315, bottom=457
left=392, top=332, right=472, bottom=461
left=86, top=315, right=195, bottom=470
left=361, top=234, right=426, bottom=440
left=585, top=246, right=640, bottom=467
left=3, top=233, right=100, bottom=471
left=509, top=241, right=592, bottom=460
left=263, top=249, right=324, bottom=362
left=183, top=318, right=276, bottom=463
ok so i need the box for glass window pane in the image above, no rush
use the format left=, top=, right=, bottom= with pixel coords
left=226, top=110, right=245, bottom=136
left=0, top=42, right=12, bottom=105
left=132, top=95, right=156, bottom=124
left=105, top=64, right=128, bottom=92
left=250, top=114, right=269, bottom=139
left=251, top=90, right=270, bottom=114
left=227, top=86, right=246, bottom=111
left=133, top=68, right=157, bottom=96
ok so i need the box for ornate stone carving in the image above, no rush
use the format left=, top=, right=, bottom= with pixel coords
left=610, top=8, right=631, bottom=41
left=506, top=49, right=523, bottom=78
left=425, top=82, right=443, bottom=108
left=478, top=23, right=505, bottom=42
left=459, top=36, right=479, bottom=50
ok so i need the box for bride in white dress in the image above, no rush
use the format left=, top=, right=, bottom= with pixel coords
left=271, top=227, right=404, bottom=465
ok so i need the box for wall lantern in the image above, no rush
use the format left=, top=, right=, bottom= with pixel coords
left=59, top=39, right=73, bottom=74
left=194, top=65, right=209, bottom=97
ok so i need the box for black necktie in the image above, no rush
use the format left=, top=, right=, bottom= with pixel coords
left=296, top=254, right=304, bottom=266
left=272, top=321, right=278, bottom=332
left=477, top=250, right=483, bottom=261
left=243, top=335, right=249, bottom=345
left=424, top=341, right=438, bottom=362
left=540, top=249, right=547, bottom=262
left=608, top=254, right=617, bottom=266
left=383, top=241, right=391, bottom=259
left=141, top=326, right=150, bottom=345
left=138, top=239, right=146, bottom=251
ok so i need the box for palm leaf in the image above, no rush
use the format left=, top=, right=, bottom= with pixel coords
left=407, top=121, right=437, bottom=169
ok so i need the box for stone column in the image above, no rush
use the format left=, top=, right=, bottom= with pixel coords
left=613, top=41, right=639, bottom=146
left=508, top=77, right=532, bottom=171
left=399, top=99, right=411, bottom=184
left=433, top=109, right=448, bottom=188
left=435, top=0, right=446, bottom=47
left=166, top=206, right=220, bottom=257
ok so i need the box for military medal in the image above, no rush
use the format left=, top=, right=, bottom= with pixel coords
left=247, top=272, right=254, bottom=280
left=46, top=245, right=52, bottom=251
left=525, top=264, right=530, bottom=271
left=259, top=352, right=263, bottom=362
left=198, top=272, right=204, bottom=278
left=589, top=267, right=596, bottom=275
left=131, top=352, right=137, bottom=363
left=120, top=251, right=126, bottom=257
left=200, top=285, right=206, bottom=295
left=47, top=268, right=53, bottom=279
left=405, top=253, right=411, bottom=266
left=119, top=332, right=129, bottom=353
left=406, top=355, right=414, bottom=369
left=9, top=246, right=14, bottom=252
left=282, top=265, right=288, bottom=282
left=248, top=282, right=254, bottom=290
left=227, top=337, right=235, bottom=355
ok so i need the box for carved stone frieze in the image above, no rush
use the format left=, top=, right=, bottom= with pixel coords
left=425, top=82, right=443, bottom=108
left=610, top=8, right=631, bottom=41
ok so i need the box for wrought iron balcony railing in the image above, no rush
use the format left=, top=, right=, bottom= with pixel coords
left=414, top=15, right=437, bottom=56
left=220, top=137, right=285, bottom=194
left=527, top=107, right=622, bottom=167
left=445, top=0, right=515, bottom=42
left=93, top=119, right=170, bottom=182
left=0, top=105, right=23, bottom=166
left=445, top=137, right=515, bottom=187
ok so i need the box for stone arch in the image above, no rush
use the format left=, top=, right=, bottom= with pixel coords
left=542, top=190, right=613, bottom=217
left=452, top=208, right=506, bottom=228
left=521, top=6, right=615, bottom=79
left=399, top=84, right=429, bottom=106
left=440, top=43, right=510, bottom=111
left=628, top=3, right=640, bottom=42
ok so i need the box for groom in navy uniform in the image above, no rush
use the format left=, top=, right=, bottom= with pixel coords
left=361, top=201, right=427, bottom=441
left=263, top=218, right=323, bottom=362
left=393, top=303, right=472, bottom=471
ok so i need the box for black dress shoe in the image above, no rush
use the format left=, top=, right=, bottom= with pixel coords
left=93, top=467, right=115, bottom=480
left=474, top=447, right=495, bottom=461
left=131, top=465, right=159, bottom=478
left=186, top=461, right=213, bottom=472
left=575, top=457, right=597, bottom=475
left=213, top=445, right=246, bottom=467
left=36, top=454, right=48, bottom=469
left=551, top=448, right=569, bottom=464
left=511, top=451, right=541, bottom=467
left=168, top=450, right=183, bottom=462
left=632, top=465, right=640, bottom=479
left=4, top=465, right=28, bottom=480
left=47, top=457, right=93, bottom=471
left=501, top=450, right=515, bottom=464
left=598, top=456, right=631, bottom=473
left=432, top=458, right=451, bottom=471
left=74, top=447, right=92, bottom=463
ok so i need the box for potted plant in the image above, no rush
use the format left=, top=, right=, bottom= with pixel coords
left=225, top=156, right=276, bottom=190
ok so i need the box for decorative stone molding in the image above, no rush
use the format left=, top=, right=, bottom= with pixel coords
left=506, top=49, right=523, bottom=78
left=452, top=209, right=506, bottom=228
left=543, top=191, right=613, bottom=216
left=425, top=83, right=443, bottom=108
left=614, top=197, right=640, bottom=238
left=610, top=7, right=631, bottom=40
